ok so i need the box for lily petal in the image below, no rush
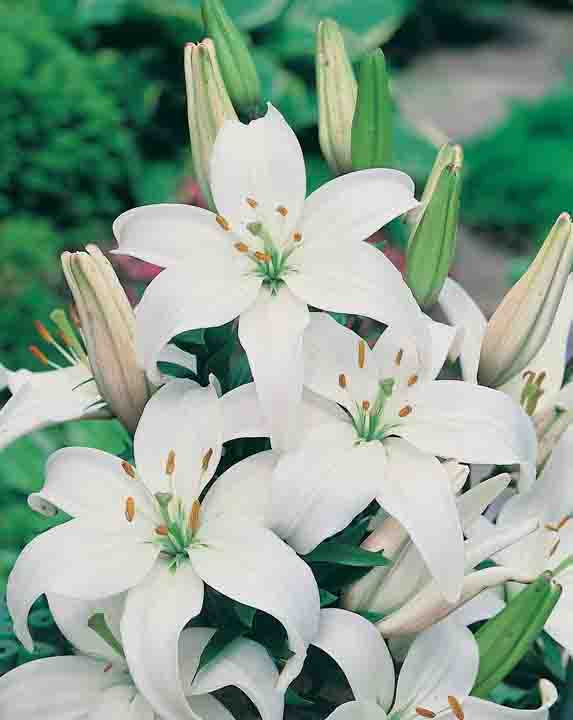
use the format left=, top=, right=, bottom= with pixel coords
left=238, top=286, right=310, bottom=451
left=454, top=684, right=557, bottom=720
left=380, top=438, right=464, bottom=603
left=220, top=382, right=269, bottom=442
left=121, top=559, right=205, bottom=720
left=325, top=702, right=389, bottom=720
left=88, top=685, right=155, bottom=720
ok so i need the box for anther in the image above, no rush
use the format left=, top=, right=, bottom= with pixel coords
left=166, top=450, right=175, bottom=476
left=155, top=525, right=169, bottom=536
left=358, top=340, right=366, bottom=369
left=246, top=197, right=258, bottom=208
left=125, top=497, right=135, bottom=522
left=255, top=251, right=271, bottom=262
left=103, top=663, right=113, bottom=673
left=276, top=205, right=288, bottom=216
left=70, top=304, right=81, bottom=328
left=34, top=320, right=53, bottom=343
left=189, top=499, right=201, bottom=534
left=362, top=400, right=370, bottom=412
left=407, top=374, right=418, bottom=386
left=415, top=709, right=436, bottom=719
left=216, top=215, right=231, bottom=231
left=234, top=241, right=250, bottom=253
left=558, top=516, right=571, bottom=530
left=29, top=345, right=50, bottom=366
left=121, top=461, right=136, bottom=478
left=395, top=349, right=404, bottom=365
left=338, top=373, right=347, bottom=389
left=549, top=538, right=561, bottom=557
left=447, top=696, right=464, bottom=720
left=293, top=231, right=302, bottom=242
left=58, top=330, right=72, bottom=347
left=536, top=371, right=547, bottom=386
left=201, top=448, right=213, bottom=472
left=398, top=405, right=412, bottom=418
left=522, top=370, right=535, bottom=382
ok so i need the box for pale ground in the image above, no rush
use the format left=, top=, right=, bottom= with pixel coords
left=395, top=6, right=573, bottom=316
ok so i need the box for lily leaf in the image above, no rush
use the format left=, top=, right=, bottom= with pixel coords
left=304, top=542, right=390, bottom=567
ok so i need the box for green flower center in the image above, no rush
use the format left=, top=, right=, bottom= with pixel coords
left=351, top=377, right=398, bottom=442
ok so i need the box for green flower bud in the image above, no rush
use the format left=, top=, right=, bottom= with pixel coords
left=471, top=572, right=562, bottom=699
left=201, top=0, right=261, bottom=115
left=479, top=213, right=573, bottom=388
left=316, top=19, right=357, bottom=176
left=405, top=145, right=463, bottom=309
left=184, top=39, right=238, bottom=208
left=61, top=245, right=152, bottom=434
left=351, top=48, right=392, bottom=170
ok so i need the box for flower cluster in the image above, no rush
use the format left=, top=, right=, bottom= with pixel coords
left=1, top=4, right=573, bottom=720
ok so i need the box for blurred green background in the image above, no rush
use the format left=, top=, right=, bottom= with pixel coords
left=1, top=0, right=573, bottom=692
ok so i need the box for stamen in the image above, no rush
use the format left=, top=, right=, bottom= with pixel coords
left=398, top=405, right=412, bottom=418
left=362, top=400, right=370, bottom=411
left=407, top=374, right=418, bottom=386
left=189, top=499, right=201, bottom=534
left=545, top=523, right=559, bottom=532
left=247, top=221, right=263, bottom=236
left=246, top=197, right=258, bottom=208
left=216, top=215, right=231, bottom=231
left=70, top=304, right=81, bottom=327
left=29, top=345, right=50, bottom=366
left=338, top=373, right=347, bottom=389
left=234, top=241, right=250, bottom=253
left=535, top=371, right=547, bottom=386
left=558, top=516, right=571, bottom=530
left=255, top=251, right=271, bottom=262
left=358, top=340, right=366, bottom=369
left=58, top=330, right=72, bottom=347
left=166, top=450, right=176, bottom=476
left=415, top=709, right=436, bottom=719
left=155, top=525, right=169, bottom=536
left=121, top=461, right=136, bottom=478
left=276, top=205, right=288, bottom=216
left=125, top=497, right=135, bottom=522
left=549, top=537, right=561, bottom=557
left=447, top=696, right=464, bottom=720
left=103, top=663, right=113, bottom=673
left=34, top=320, right=53, bottom=343
left=395, top=349, right=404, bottom=365
left=201, top=448, right=213, bottom=472
left=293, top=231, right=302, bottom=242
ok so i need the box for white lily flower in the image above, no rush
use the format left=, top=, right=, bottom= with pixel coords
left=0, top=592, right=283, bottom=720
left=113, top=103, right=420, bottom=449
left=323, top=621, right=557, bottom=720
left=269, top=313, right=536, bottom=601
left=7, top=379, right=320, bottom=716
left=476, top=425, right=573, bottom=654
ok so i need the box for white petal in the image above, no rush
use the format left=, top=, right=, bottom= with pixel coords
left=438, top=277, right=487, bottom=383
left=190, top=634, right=284, bottom=720
left=158, top=344, right=198, bottom=378
left=270, top=422, right=383, bottom=554
left=113, top=203, right=225, bottom=267
left=313, top=609, right=395, bottom=709
left=238, top=286, right=310, bottom=451
left=88, top=685, right=155, bottom=720
left=121, top=559, right=204, bottom=720
left=220, top=382, right=269, bottom=442
left=325, top=702, right=389, bottom=720
left=545, top=587, right=573, bottom=654
left=464, top=517, right=540, bottom=571
left=135, top=256, right=260, bottom=384
left=398, top=381, right=537, bottom=488
left=210, top=104, right=306, bottom=238
left=201, top=450, right=278, bottom=526
left=287, top=240, right=421, bottom=333
left=302, top=312, right=379, bottom=411
left=456, top=474, right=512, bottom=533
left=8, top=520, right=159, bottom=651
left=380, top=438, right=464, bottom=603
left=187, top=695, right=236, bottom=720
left=392, top=620, right=478, bottom=716
left=193, top=520, right=320, bottom=690
left=134, top=380, right=222, bottom=503
left=449, top=589, right=505, bottom=627
left=456, top=685, right=557, bottom=720
left=0, top=655, right=118, bottom=719
left=301, top=169, right=417, bottom=246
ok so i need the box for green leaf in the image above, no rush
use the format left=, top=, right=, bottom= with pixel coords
left=357, top=610, right=386, bottom=623
left=173, top=328, right=207, bottom=350
left=285, top=688, right=315, bottom=707
left=75, top=0, right=130, bottom=26
left=234, top=602, right=257, bottom=629
left=198, top=626, right=245, bottom=671
left=304, top=542, right=390, bottom=567
left=157, top=361, right=198, bottom=380
left=319, top=589, right=338, bottom=607
left=87, top=613, right=125, bottom=657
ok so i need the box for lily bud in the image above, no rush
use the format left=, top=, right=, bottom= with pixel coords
left=479, top=213, right=573, bottom=388
left=405, top=145, right=463, bottom=309
left=201, top=0, right=261, bottom=115
left=351, top=48, right=392, bottom=170
left=471, top=572, right=562, bottom=698
left=61, top=245, right=151, bottom=434
left=184, top=39, right=238, bottom=208
left=316, top=19, right=357, bottom=176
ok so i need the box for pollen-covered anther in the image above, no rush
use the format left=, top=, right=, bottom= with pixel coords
left=121, top=461, right=136, bottom=479
left=125, top=496, right=135, bottom=522
left=34, top=320, right=53, bottom=343
left=58, top=330, right=73, bottom=347
left=201, top=447, right=213, bottom=472
left=216, top=214, right=231, bottom=231
left=558, top=515, right=571, bottom=530
left=246, top=197, right=258, bottom=208
left=155, top=525, right=169, bottom=536
left=415, top=708, right=436, bottom=719
left=536, top=371, right=547, bottom=386
left=29, top=345, right=50, bottom=366
left=338, top=373, right=347, bottom=389
left=447, top=696, right=464, bottom=720
left=395, top=348, right=404, bottom=366
left=103, top=663, right=113, bottom=673
left=407, top=374, right=418, bottom=386
left=362, top=400, right=371, bottom=412
left=70, top=304, right=81, bottom=328
left=276, top=205, right=288, bottom=216
left=189, top=499, right=201, bottom=534
left=255, top=251, right=271, bottom=262
left=293, top=231, right=302, bottom=242
left=358, top=340, right=366, bottom=369
left=234, top=241, right=250, bottom=253
left=166, top=450, right=176, bottom=476
left=398, top=405, right=412, bottom=418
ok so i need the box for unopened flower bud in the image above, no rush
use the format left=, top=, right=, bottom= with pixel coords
left=61, top=245, right=151, bottom=434
left=479, top=213, right=573, bottom=387
left=351, top=48, right=392, bottom=170
left=316, top=19, right=357, bottom=176
left=201, top=0, right=261, bottom=115
left=405, top=145, right=463, bottom=309
left=184, top=39, right=238, bottom=208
